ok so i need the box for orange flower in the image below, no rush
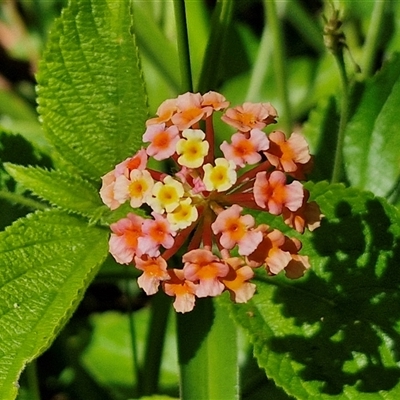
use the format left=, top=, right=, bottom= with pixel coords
left=264, top=131, right=311, bottom=177
left=221, top=102, right=277, bottom=132
left=220, top=129, right=269, bottom=167
left=201, top=91, right=229, bottom=111
left=221, top=258, right=256, bottom=303
left=171, top=92, right=210, bottom=130
left=146, top=98, right=177, bottom=126
left=135, top=255, right=170, bottom=295
left=246, top=226, right=310, bottom=278
left=254, top=171, right=304, bottom=215
left=183, top=249, right=229, bottom=297
left=109, top=213, right=144, bottom=264
left=163, top=269, right=197, bottom=313
left=143, top=123, right=180, bottom=160
left=282, top=190, right=324, bottom=233
left=211, top=204, right=263, bottom=256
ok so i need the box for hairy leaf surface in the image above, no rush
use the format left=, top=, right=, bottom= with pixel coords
left=231, top=182, right=400, bottom=399
left=36, top=0, right=148, bottom=180
left=0, top=210, right=109, bottom=399
left=4, top=163, right=103, bottom=218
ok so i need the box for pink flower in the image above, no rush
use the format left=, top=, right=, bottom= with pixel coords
left=221, top=258, right=256, bottom=303
left=221, top=102, right=277, bottom=132
left=109, top=213, right=144, bottom=264
left=183, top=249, right=229, bottom=297
left=171, top=92, right=210, bottom=130
left=100, top=149, right=149, bottom=210
left=254, top=170, right=304, bottom=215
left=137, top=213, right=176, bottom=257
left=163, top=269, right=197, bottom=313
left=201, top=91, right=229, bottom=111
left=211, top=204, right=263, bottom=256
left=264, top=131, right=311, bottom=175
left=281, top=237, right=310, bottom=279
left=135, top=255, right=170, bottom=295
left=113, top=169, right=154, bottom=208
left=282, top=190, right=324, bottom=233
left=115, top=149, right=148, bottom=176
left=100, top=170, right=121, bottom=210
left=146, top=98, right=177, bottom=126
left=220, top=129, right=269, bottom=167
left=246, top=228, right=292, bottom=274
left=143, top=123, right=180, bottom=160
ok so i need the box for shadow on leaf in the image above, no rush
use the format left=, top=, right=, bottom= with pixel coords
left=269, top=198, right=400, bottom=395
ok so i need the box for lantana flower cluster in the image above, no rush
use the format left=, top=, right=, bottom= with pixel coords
left=100, top=92, right=322, bottom=313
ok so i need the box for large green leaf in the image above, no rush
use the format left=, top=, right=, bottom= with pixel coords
left=343, top=53, right=400, bottom=196
left=0, top=209, right=109, bottom=399
left=4, top=163, right=103, bottom=218
left=231, top=182, right=400, bottom=399
left=36, top=0, right=148, bottom=180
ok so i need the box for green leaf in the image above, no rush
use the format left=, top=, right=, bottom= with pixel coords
left=4, top=163, right=103, bottom=218
left=231, top=182, right=400, bottom=399
left=36, top=0, right=148, bottom=180
left=343, top=53, right=400, bottom=196
left=177, top=297, right=239, bottom=400
left=0, top=209, right=109, bottom=399
left=302, top=97, right=339, bottom=182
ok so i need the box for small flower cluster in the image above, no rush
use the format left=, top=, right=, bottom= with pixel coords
left=100, top=92, right=322, bottom=313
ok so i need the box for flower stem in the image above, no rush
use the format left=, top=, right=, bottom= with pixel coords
left=361, top=0, right=390, bottom=79
left=26, top=360, right=41, bottom=400
left=264, top=0, right=292, bottom=133
left=142, top=291, right=171, bottom=395
left=124, top=278, right=141, bottom=396
left=331, top=50, right=349, bottom=184
left=173, top=0, right=193, bottom=92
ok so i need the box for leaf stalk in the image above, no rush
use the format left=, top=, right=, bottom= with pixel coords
left=173, top=0, right=193, bottom=92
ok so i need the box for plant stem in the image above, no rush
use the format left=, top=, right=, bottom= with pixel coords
left=197, top=0, right=234, bottom=92
left=361, top=0, right=390, bottom=79
left=141, top=291, right=171, bottom=395
left=124, top=278, right=141, bottom=396
left=26, top=360, right=41, bottom=400
left=173, top=0, right=193, bottom=92
left=331, top=50, right=349, bottom=183
left=264, top=0, right=292, bottom=133
left=0, top=190, right=47, bottom=210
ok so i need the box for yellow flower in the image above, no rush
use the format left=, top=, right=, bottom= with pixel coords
left=176, top=129, right=209, bottom=168
left=149, top=176, right=184, bottom=213
left=203, top=158, right=237, bottom=192
left=167, top=198, right=198, bottom=230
